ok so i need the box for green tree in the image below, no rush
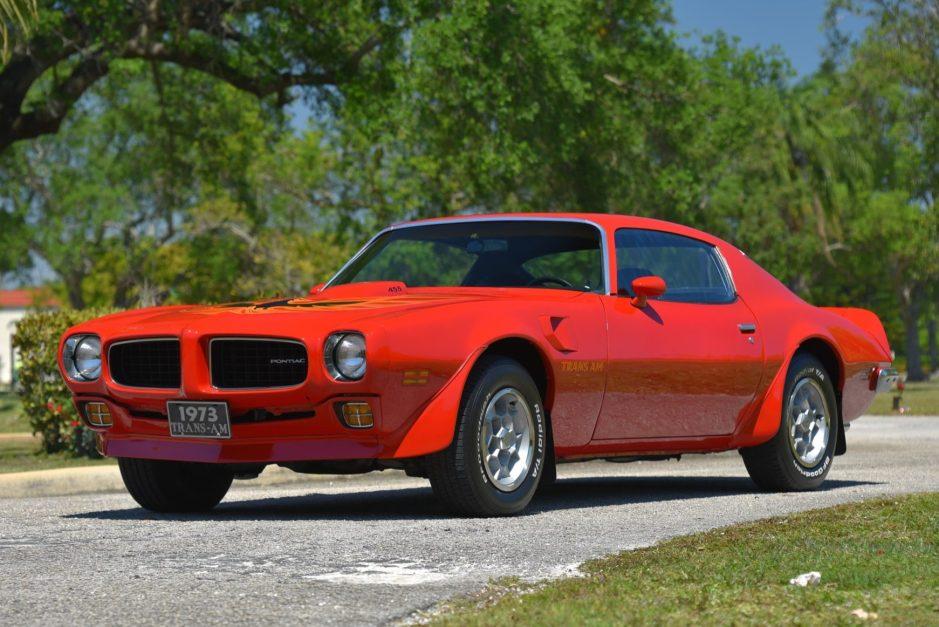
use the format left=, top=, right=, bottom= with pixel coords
left=0, top=0, right=36, bottom=59
left=3, top=61, right=271, bottom=306
left=0, top=0, right=423, bottom=152
left=334, top=0, right=691, bottom=229
left=825, top=0, right=939, bottom=379
left=0, top=201, right=28, bottom=276
left=0, top=59, right=352, bottom=308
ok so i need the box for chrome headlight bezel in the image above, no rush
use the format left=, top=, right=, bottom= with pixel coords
left=63, top=334, right=102, bottom=382
left=324, top=332, right=366, bottom=381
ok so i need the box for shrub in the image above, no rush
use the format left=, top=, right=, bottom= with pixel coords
left=13, top=308, right=117, bottom=456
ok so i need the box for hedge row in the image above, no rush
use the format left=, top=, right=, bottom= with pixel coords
left=13, top=309, right=117, bottom=456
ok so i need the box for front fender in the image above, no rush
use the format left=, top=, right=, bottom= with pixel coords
left=390, top=346, right=486, bottom=458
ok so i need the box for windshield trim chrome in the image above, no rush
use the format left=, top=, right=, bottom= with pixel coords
left=323, top=216, right=611, bottom=295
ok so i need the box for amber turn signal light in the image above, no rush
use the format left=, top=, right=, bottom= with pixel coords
left=338, top=402, right=373, bottom=429
left=84, top=402, right=112, bottom=427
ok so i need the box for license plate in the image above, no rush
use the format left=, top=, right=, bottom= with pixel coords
left=167, top=401, right=231, bottom=439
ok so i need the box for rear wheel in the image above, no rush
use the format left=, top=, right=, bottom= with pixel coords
left=427, top=356, right=547, bottom=516
left=118, top=458, right=234, bottom=512
left=742, top=353, right=838, bottom=491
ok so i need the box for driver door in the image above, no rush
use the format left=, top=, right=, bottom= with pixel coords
left=593, top=228, right=765, bottom=440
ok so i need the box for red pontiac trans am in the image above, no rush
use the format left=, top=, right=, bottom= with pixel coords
left=58, top=214, right=897, bottom=516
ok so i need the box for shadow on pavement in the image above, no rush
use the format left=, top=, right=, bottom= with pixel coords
left=64, top=474, right=878, bottom=522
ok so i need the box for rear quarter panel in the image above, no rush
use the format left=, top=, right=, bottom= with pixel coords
left=721, top=246, right=892, bottom=447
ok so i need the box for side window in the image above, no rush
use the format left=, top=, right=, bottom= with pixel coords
left=614, top=229, right=735, bottom=304
left=521, top=249, right=603, bottom=293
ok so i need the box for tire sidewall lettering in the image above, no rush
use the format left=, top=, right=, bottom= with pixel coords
left=793, top=454, right=830, bottom=478
left=531, top=402, right=545, bottom=479
left=475, top=389, right=495, bottom=487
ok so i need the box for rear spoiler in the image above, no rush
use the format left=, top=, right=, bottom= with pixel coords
left=822, top=307, right=891, bottom=356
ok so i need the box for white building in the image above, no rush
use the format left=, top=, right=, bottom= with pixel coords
left=0, top=290, right=58, bottom=387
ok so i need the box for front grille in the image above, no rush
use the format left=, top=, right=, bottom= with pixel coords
left=108, top=340, right=181, bottom=388
left=210, top=339, right=308, bottom=389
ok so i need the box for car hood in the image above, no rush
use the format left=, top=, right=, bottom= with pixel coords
left=74, top=286, right=587, bottom=340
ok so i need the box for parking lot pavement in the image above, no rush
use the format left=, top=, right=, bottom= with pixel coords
left=0, top=416, right=935, bottom=626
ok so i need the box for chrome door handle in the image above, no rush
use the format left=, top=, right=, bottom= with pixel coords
left=738, top=323, right=756, bottom=334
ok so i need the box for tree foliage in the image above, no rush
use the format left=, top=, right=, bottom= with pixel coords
left=0, top=0, right=36, bottom=60
left=1, top=59, right=350, bottom=307
left=823, top=0, right=939, bottom=378
left=0, top=0, right=424, bottom=152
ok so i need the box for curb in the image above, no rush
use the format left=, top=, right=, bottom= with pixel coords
left=0, top=432, right=39, bottom=443
left=0, top=464, right=400, bottom=499
left=0, top=465, right=123, bottom=498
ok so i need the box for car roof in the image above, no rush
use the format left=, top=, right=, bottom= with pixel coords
left=396, top=213, right=730, bottom=249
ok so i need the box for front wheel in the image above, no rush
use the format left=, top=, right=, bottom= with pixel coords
left=426, top=356, right=547, bottom=516
left=741, top=353, right=838, bottom=491
left=118, top=458, right=234, bottom=512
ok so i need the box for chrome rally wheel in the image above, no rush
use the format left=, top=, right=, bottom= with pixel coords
left=787, top=378, right=831, bottom=467
left=480, top=387, right=535, bottom=492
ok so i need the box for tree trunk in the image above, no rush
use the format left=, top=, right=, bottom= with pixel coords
left=928, top=314, right=938, bottom=375
left=901, top=284, right=926, bottom=382
left=63, top=273, right=86, bottom=310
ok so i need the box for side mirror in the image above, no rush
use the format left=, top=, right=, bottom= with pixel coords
left=308, top=283, right=325, bottom=297
left=628, top=275, right=666, bottom=308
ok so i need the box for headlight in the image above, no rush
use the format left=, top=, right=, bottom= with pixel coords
left=63, top=335, right=102, bottom=381
left=324, top=332, right=366, bottom=381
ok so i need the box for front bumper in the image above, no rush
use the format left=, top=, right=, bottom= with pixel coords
left=75, top=395, right=392, bottom=464
left=870, top=367, right=900, bottom=393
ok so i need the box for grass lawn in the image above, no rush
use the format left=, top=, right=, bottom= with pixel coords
left=0, top=389, right=29, bottom=433
left=867, top=378, right=939, bottom=415
left=0, top=438, right=115, bottom=474
left=430, top=493, right=939, bottom=625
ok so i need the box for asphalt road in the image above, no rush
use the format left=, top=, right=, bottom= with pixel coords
left=1, top=416, right=936, bottom=626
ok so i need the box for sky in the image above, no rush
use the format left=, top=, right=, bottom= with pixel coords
left=671, top=0, right=868, bottom=76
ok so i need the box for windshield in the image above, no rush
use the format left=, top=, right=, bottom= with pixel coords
left=330, top=220, right=605, bottom=292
